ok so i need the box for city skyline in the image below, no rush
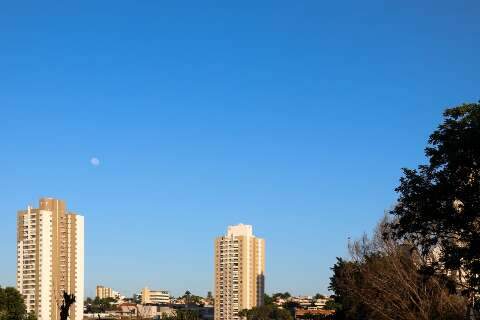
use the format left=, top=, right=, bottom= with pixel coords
left=1, top=1, right=479, bottom=301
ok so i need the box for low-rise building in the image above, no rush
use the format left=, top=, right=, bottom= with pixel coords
left=141, top=287, right=170, bottom=304
left=295, top=309, right=335, bottom=319
left=117, top=303, right=138, bottom=317
left=138, top=304, right=176, bottom=318
left=288, top=296, right=313, bottom=308
left=313, top=297, right=329, bottom=308
left=113, top=304, right=213, bottom=319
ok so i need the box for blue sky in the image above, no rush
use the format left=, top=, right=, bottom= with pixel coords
left=0, top=1, right=479, bottom=298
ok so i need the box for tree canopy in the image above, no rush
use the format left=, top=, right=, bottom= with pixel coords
left=84, top=296, right=117, bottom=313
left=0, top=286, right=36, bottom=320
left=329, top=218, right=466, bottom=320
left=263, top=294, right=274, bottom=306
left=180, top=291, right=204, bottom=306
left=390, top=103, right=480, bottom=307
left=329, top=102, right=480, bottom=319
left=313, top=293, right=326, bottom=300
left=238, top=305, right=292, bottom=320
left=272, top=292, right=291, bottom=300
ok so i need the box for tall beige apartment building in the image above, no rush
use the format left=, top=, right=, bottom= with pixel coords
left=16, top=198, right=84, bottom=320
left=214, top=224, right=265, bottom=320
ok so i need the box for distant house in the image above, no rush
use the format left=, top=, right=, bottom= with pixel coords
left=295, top=308, right=335, bottom=319
left=118, top=303, right=138, bottom=317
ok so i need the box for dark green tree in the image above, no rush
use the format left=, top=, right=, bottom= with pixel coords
left=328, top=258, right=366, bottom=320
left=238, top=305, right=292, bottom=320
left=389, top=102, right=480, bottom=316
left=0, top=286, right=34, bottom=320
left=282, top=301, right=300, bottom=318
left=313, top=293, right=326, bottom=300
left=263, top=294, right=274, bottom=306
left=323, top=300, right=341, bottom=311
left=85, top=296, right=116, bottom=313
left=184, top=291, right=191, bottom=305
left=180, top=291, right=203, bottom=306
left=272, top=292, right=291, bottom=300
left=25, top=312, right=36, bottom=320
left=175, top=309, right=200, bottom=320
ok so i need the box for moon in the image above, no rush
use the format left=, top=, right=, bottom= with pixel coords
left=90, top=157, right=100, bottom=167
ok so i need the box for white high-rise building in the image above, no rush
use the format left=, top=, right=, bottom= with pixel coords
left=16, top=198, right=84, bottom=320
left=214, top=224, right=265, bottom=320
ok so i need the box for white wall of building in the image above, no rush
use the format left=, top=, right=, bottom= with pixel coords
left=75, top=216, right=84, bottom=320
left=39, top=211, right=52, bottom=320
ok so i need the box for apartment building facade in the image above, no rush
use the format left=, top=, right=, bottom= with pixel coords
left=16, top=198, right=84, bottom=320
left=214, top=224, right=265, bottom=320
left=141, top=287, right=170, bottom=304
left=96, top=285, right=120, bottom=300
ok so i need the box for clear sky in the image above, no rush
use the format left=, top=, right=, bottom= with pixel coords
left=0, top=1, right=479, bottom=298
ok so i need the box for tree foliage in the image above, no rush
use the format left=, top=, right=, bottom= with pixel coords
left=263, top=294, right=274, bottom=306
left=238, top=305, right=292, bottom=320
left=272, top=292, right=291, bottom=300
left=323, top=299, right=341, bottom=312
left=313, top=293, right=326, bottom=300
left=389, top=103, right=480, bottom=311
left=180, top=291, right=204, bottom=306
left=84, top=296, right=117, bottom=313
left=0, top=286, right=35, bottom=320
left=329, top=218, right=466, bottom=320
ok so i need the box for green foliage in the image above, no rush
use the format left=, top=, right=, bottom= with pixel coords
left=180, top=291, right=203, bottom=306
left=25, top=312, right=36, bottom=320
left=328, top=102, right=480, bottom=319
left=390, top=103, right=480, bottom=299
left=263, top=294, right=274, bottom=306
left=175, top=309, right=200, bottom=320
left=328, top=258, right=366, bottom=320
left=280, top=301, right=301, bottom=319
left=272, top=292, right=291, bottom=300
left=313, top=293, right=325, bottom=300
left=84, top=296, right=117, bottom=313
left=323, top=300, right=341, bottom=311
left=0, top=286, right=35, bottom=320
left=238, top=304, right=292, bottom=320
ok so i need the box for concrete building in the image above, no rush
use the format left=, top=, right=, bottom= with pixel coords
left=214, top=224, right=265, bottom=320
left=137, top=304, right=176, bottom=318
left=291, top=296, right=314, bottom=308
left=96, top=285, right=120, bottom=299
left=16, top=198, right=84, bottom=320
left=141, top=287, right=170, bottom=304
